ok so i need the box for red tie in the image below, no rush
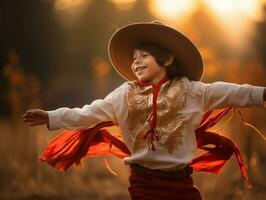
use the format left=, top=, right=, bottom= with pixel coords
left=137, top=75, right=171, bottom=151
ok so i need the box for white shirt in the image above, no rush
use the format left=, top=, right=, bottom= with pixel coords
left=46, top=76, right=265, bottom=171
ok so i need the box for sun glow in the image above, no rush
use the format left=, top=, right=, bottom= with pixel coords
left=148, top=0, right=198, bottom=21
left=203, top=0, right=266, bottom=49
left=204, top=0, right=263, bottom=20
left=148, top=0, right=266, bottom=49
left=109, top=0, right=137, bottom=10
left=54, top=0, right=86, bottom=11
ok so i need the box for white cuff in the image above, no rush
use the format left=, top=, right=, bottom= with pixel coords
left=251, top=86, right=265, bottom=107
left=47, top=110, right=62, bottom=131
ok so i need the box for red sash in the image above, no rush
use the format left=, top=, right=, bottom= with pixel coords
left=39, top=106, right=265, bottom=189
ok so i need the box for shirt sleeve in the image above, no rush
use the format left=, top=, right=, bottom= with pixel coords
left=46, top=82, right=128, bottom=131
left=188, top=80, right=265, bottom=112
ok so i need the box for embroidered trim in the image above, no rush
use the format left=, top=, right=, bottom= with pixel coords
left=156, top=77, right=188, bottom=154
left=126, top=81, right=152, bottom=152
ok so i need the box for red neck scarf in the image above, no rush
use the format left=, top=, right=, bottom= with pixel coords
left=137, top=74, right=171, bottom=151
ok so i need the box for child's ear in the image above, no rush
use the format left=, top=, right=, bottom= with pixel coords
left=164, top=54, right=174, bottom=66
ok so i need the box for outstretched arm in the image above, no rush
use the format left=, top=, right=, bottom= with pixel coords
left=46, top=99, right=117, bottom=131
left=189, top=80, right=265, bottom=112
left=22, top=82, right=128, bottom=131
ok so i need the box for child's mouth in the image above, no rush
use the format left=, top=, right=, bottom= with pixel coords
left=135, top=66, right=147, bottom=72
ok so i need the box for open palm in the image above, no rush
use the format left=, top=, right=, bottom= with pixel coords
left=22, top=109, right=48, bottom=126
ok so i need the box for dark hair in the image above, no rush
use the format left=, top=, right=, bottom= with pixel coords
left=133, top=41, right=186, bottom=80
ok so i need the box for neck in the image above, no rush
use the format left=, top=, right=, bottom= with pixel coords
left=151, top=72, right=166, bottom=84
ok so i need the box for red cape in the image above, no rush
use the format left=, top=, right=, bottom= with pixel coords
left=40, top=106, right=263, bottom=189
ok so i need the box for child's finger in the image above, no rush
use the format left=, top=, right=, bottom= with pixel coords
left=27, top=112, right=35, bottom=116
left=22, top=113, right=31, bottom=118
left=29, top=121, right=43, bottom=126
left=23, top=112, right=36, bottom=119
left=22, top=114, right=27, bottom=118
left=23, top=116, right=39, bottom=122
left=26, top=110, right=36, bottom=115
left=26, top=110, right=32, bottom=114
left=23, top=118, right=36, bottom=123
left=27, top=112, right=34, bottom=116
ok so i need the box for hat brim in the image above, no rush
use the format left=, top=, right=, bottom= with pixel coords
left=108, top=21, right=204, bottom=81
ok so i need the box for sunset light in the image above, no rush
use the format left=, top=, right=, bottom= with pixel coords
left=148, top=0, right=198, bottom=21
left=109, top=0, right=137, bottom=10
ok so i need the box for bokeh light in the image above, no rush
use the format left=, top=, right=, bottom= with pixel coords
left=148, top=0, right=198, bottom=23
left=109, top=0, right=137, bottom=10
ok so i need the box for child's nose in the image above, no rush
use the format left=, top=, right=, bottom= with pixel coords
left=133, top=56, right=142, bottom=64
left=133, top=60, right=140, bottom=65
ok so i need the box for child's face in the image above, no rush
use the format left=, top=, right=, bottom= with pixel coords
left=131, top=49, right=166, bottom=83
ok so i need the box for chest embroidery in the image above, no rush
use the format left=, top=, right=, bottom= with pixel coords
left=126, top=77, right=188, bottom=155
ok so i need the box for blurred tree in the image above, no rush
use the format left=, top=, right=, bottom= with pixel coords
left=250, top=2, right=266, bottom=190
left=181, top=2, right=229, bottom=82
left=254, top=4, right=266, bottom=68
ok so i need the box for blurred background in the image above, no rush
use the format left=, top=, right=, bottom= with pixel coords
left=0, top=0, right=266, bottom=199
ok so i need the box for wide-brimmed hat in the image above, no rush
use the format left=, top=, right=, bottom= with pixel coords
left=108, top=20, right=204, bottom=81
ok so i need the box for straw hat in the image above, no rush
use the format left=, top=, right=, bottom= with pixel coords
left=108, top=20, right=204, bottom=81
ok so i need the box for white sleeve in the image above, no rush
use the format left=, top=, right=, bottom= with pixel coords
left=189, top=80, right=265, bottom=112
left=46, top=82, right=128, bottom=131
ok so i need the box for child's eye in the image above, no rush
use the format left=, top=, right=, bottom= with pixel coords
left=132, top=54, right=148, bottom=60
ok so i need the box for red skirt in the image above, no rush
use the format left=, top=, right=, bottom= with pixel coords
left=128, top=164, right=202, bottom=200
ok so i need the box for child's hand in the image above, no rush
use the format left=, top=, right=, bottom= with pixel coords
left=22, top=109, right=49, bottom=127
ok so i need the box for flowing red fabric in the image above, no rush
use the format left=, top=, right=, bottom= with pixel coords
left=40, top=106, right=254, bottom=188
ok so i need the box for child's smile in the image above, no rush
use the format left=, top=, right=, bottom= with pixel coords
left=131, top=49, right=167, bottom=84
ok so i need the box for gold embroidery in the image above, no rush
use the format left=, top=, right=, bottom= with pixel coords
left=126, top=77, right=188, bottom=155
left=156, top=78, right=188, bottom=154
left=126, top=82, right=153, bottom=153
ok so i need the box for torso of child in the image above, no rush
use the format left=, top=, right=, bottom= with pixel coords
left=46, top=76, right=265, bottom=171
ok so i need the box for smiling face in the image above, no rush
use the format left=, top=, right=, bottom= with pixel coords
left=131, top=49, right=167, bottom=84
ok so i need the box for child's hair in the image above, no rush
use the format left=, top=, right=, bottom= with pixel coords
left=134, top=41, right=186, bottom=80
